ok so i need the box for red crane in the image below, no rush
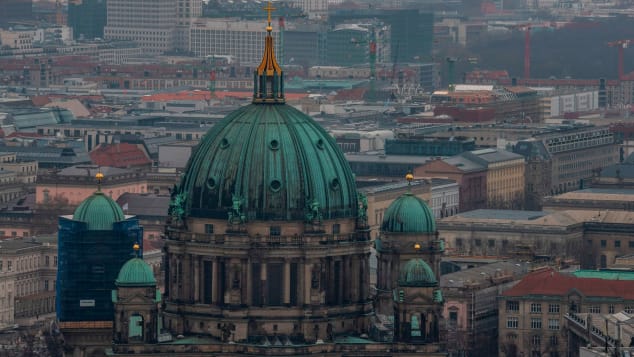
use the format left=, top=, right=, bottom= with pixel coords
left=608, top=39, right=633, bottom=80
left=505, top=22, right=555, bottom=79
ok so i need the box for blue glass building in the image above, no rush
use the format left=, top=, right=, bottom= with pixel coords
left=56, top=189, right=143, bottom=322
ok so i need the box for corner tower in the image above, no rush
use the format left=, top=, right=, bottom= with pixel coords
left=163, top=4, right=372, bottom=345
left=375, top=173, right=444, bottom=344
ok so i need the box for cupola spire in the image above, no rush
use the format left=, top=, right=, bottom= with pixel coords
left=253, top=1, right=284, bottom=104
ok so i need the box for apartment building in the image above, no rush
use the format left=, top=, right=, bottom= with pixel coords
left=462, top=148, right=526, bottom=209
left=499, top=268, right=634, bottom=357
left=189, top=19, right=280, bottom=64
left=103, top=0, right=177, bottom=55
left=0, top=237, right=57, bottom=326
left=514, top=125, right=619, bottom=209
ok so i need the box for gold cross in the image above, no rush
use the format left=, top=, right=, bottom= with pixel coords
left=264, top=1, right=276, bottom=24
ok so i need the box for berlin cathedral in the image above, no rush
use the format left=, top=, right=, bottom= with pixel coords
left=58, top=4, right=446, bottom=356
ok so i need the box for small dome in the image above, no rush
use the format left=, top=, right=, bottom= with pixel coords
left=381, top=193, right=436, bottom=233
left=399, top=258, right=437, bottom=287
left=73, top=191, right=125, bottom=230
left=116, top=258, right=156, bottom=287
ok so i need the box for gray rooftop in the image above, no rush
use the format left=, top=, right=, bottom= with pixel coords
left=345, top=153, right=435, bottom=165
left=456, top=209, right=548, bottom=220
left=116, top=193, right=170, bottom=217
left=441, top=261, right=530, bottom=289
left=443, top=155, right=485, bottom=172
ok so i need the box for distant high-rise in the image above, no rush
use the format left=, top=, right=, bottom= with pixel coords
left=176, top=0, right=202, bottom=51
left=56, top=183, right=143, bottom=322
left=104, top=0, right=177, bottom=55
left=68, top=0, right=106, bottom=40
left=0, top=0, right=33, bottom=26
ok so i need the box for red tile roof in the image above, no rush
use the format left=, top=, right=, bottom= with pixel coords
left=502, top=268, right=634, bottom=299
left=90, top=143, right=151, bottom=168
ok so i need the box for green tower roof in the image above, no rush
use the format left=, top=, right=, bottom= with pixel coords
left=179, top=104, right=358, bottom=221
left=399, top=258, right=437, bottom=287
left=115, top=257, right=157, bottom=287
left=73, top=191, right=125, bottom=230
left=381, top=193, right=436, bottom=233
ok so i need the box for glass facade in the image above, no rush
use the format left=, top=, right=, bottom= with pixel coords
left=56, top=217, right=142, bottom=322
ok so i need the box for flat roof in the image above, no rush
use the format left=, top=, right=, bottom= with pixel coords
left=456, top=209, right=548, bottom=221
left=571, top=270, right=634, bottom=280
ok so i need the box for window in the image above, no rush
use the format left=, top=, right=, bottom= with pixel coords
left=531, top=318, right=542, bottom=329
left=601, top=240, right=607, bottom=248
left=548, top=304, right=560, bottom=314
left=475, top=239, right=481, bottom=247
left=204, top=224, right=214, bottom=234
left=625, top=306, right=634, bottom=314
left=507, top=317, right=518, bottom=329
left=44, top=280, right=49, bottom=291
left=588, top=305, right=601, bottom=314
left=609, top=304, right=615, bottom=314
left=548, top=319, right=560, bottom=330
left=550, top=335, right=559, bottom=346
left=449, top=311, right=458, bottom=326
left=531, top=303, right=542, bottom=313
left=629, top=241, right=634, bottom=248
left=456, top=238, right=463, bottom=247
left=7, top=261, right=11, bottom=271
left=507, top=301, right=519, bottom=312
left=332, top=224, right=340, bottom=234
left=269, top=226, right=281, bottom=236
left=45, top=256, right=49, bottom=267
left=0, top=260, right=2, bottom=271
left=615, top=240, right=621, bottom=248
left=532, top=335, right=541, bottom=347
left=488, top=239, right=495, bottom=247
left=54, top=256, right=57, bottom=266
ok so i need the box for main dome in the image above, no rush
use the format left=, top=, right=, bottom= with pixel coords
left=73, top=191, right=125, bottom=230
left=381, top=192, right=436, bottom=233
left=179, top=104, right=358, bottom=221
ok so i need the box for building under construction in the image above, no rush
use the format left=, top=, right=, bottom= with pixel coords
left=431, top=84, right=542, bottom=123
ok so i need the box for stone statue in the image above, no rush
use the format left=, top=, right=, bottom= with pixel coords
left=357, top=192, right=368, bottom=224
left=168, top=185, right=186, bottom=226
left=305, top=199, right=322, bottom=223
left=228, top=194, right=245, bottom=224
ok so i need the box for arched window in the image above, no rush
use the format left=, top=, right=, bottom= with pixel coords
left=411, top=315, right=421, bottom=337
left=128, top=314, right=144, bottom=340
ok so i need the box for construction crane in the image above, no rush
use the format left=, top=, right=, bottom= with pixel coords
left=499, top=22, right=555, bottom=79
left=607, top=39, right=633, bottom=81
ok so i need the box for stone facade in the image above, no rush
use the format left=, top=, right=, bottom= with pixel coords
left=0, top=236, right=57, bottom=327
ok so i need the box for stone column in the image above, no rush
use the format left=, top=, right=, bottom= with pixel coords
left=241, top=259, right=249, bottom=304
left=283, top=259, right=291, bottom=305
left=351, top=255, right=360, bottom=302
left=211, top=258, right=218, bottom=304
left=246, top=259, right=252, bottom=305
left=297, top=259, right=305, bottom=306
left=261, top=262, right=267, bottom=306
left=304, top=260, right=312, bottom=305
left=360, top=254, right=369, bottom=301
left=193, top=255, right=200, bottom=302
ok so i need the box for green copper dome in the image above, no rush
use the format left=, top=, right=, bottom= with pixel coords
left=399, top=258, right=437, bottom=287
left=381, top=193, right=436, bottom=233
left=116, top=258, right=156, bottom=287
left=73, top=191, right=125, bottom=230
left=178, top=104, right=358, bottom=221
